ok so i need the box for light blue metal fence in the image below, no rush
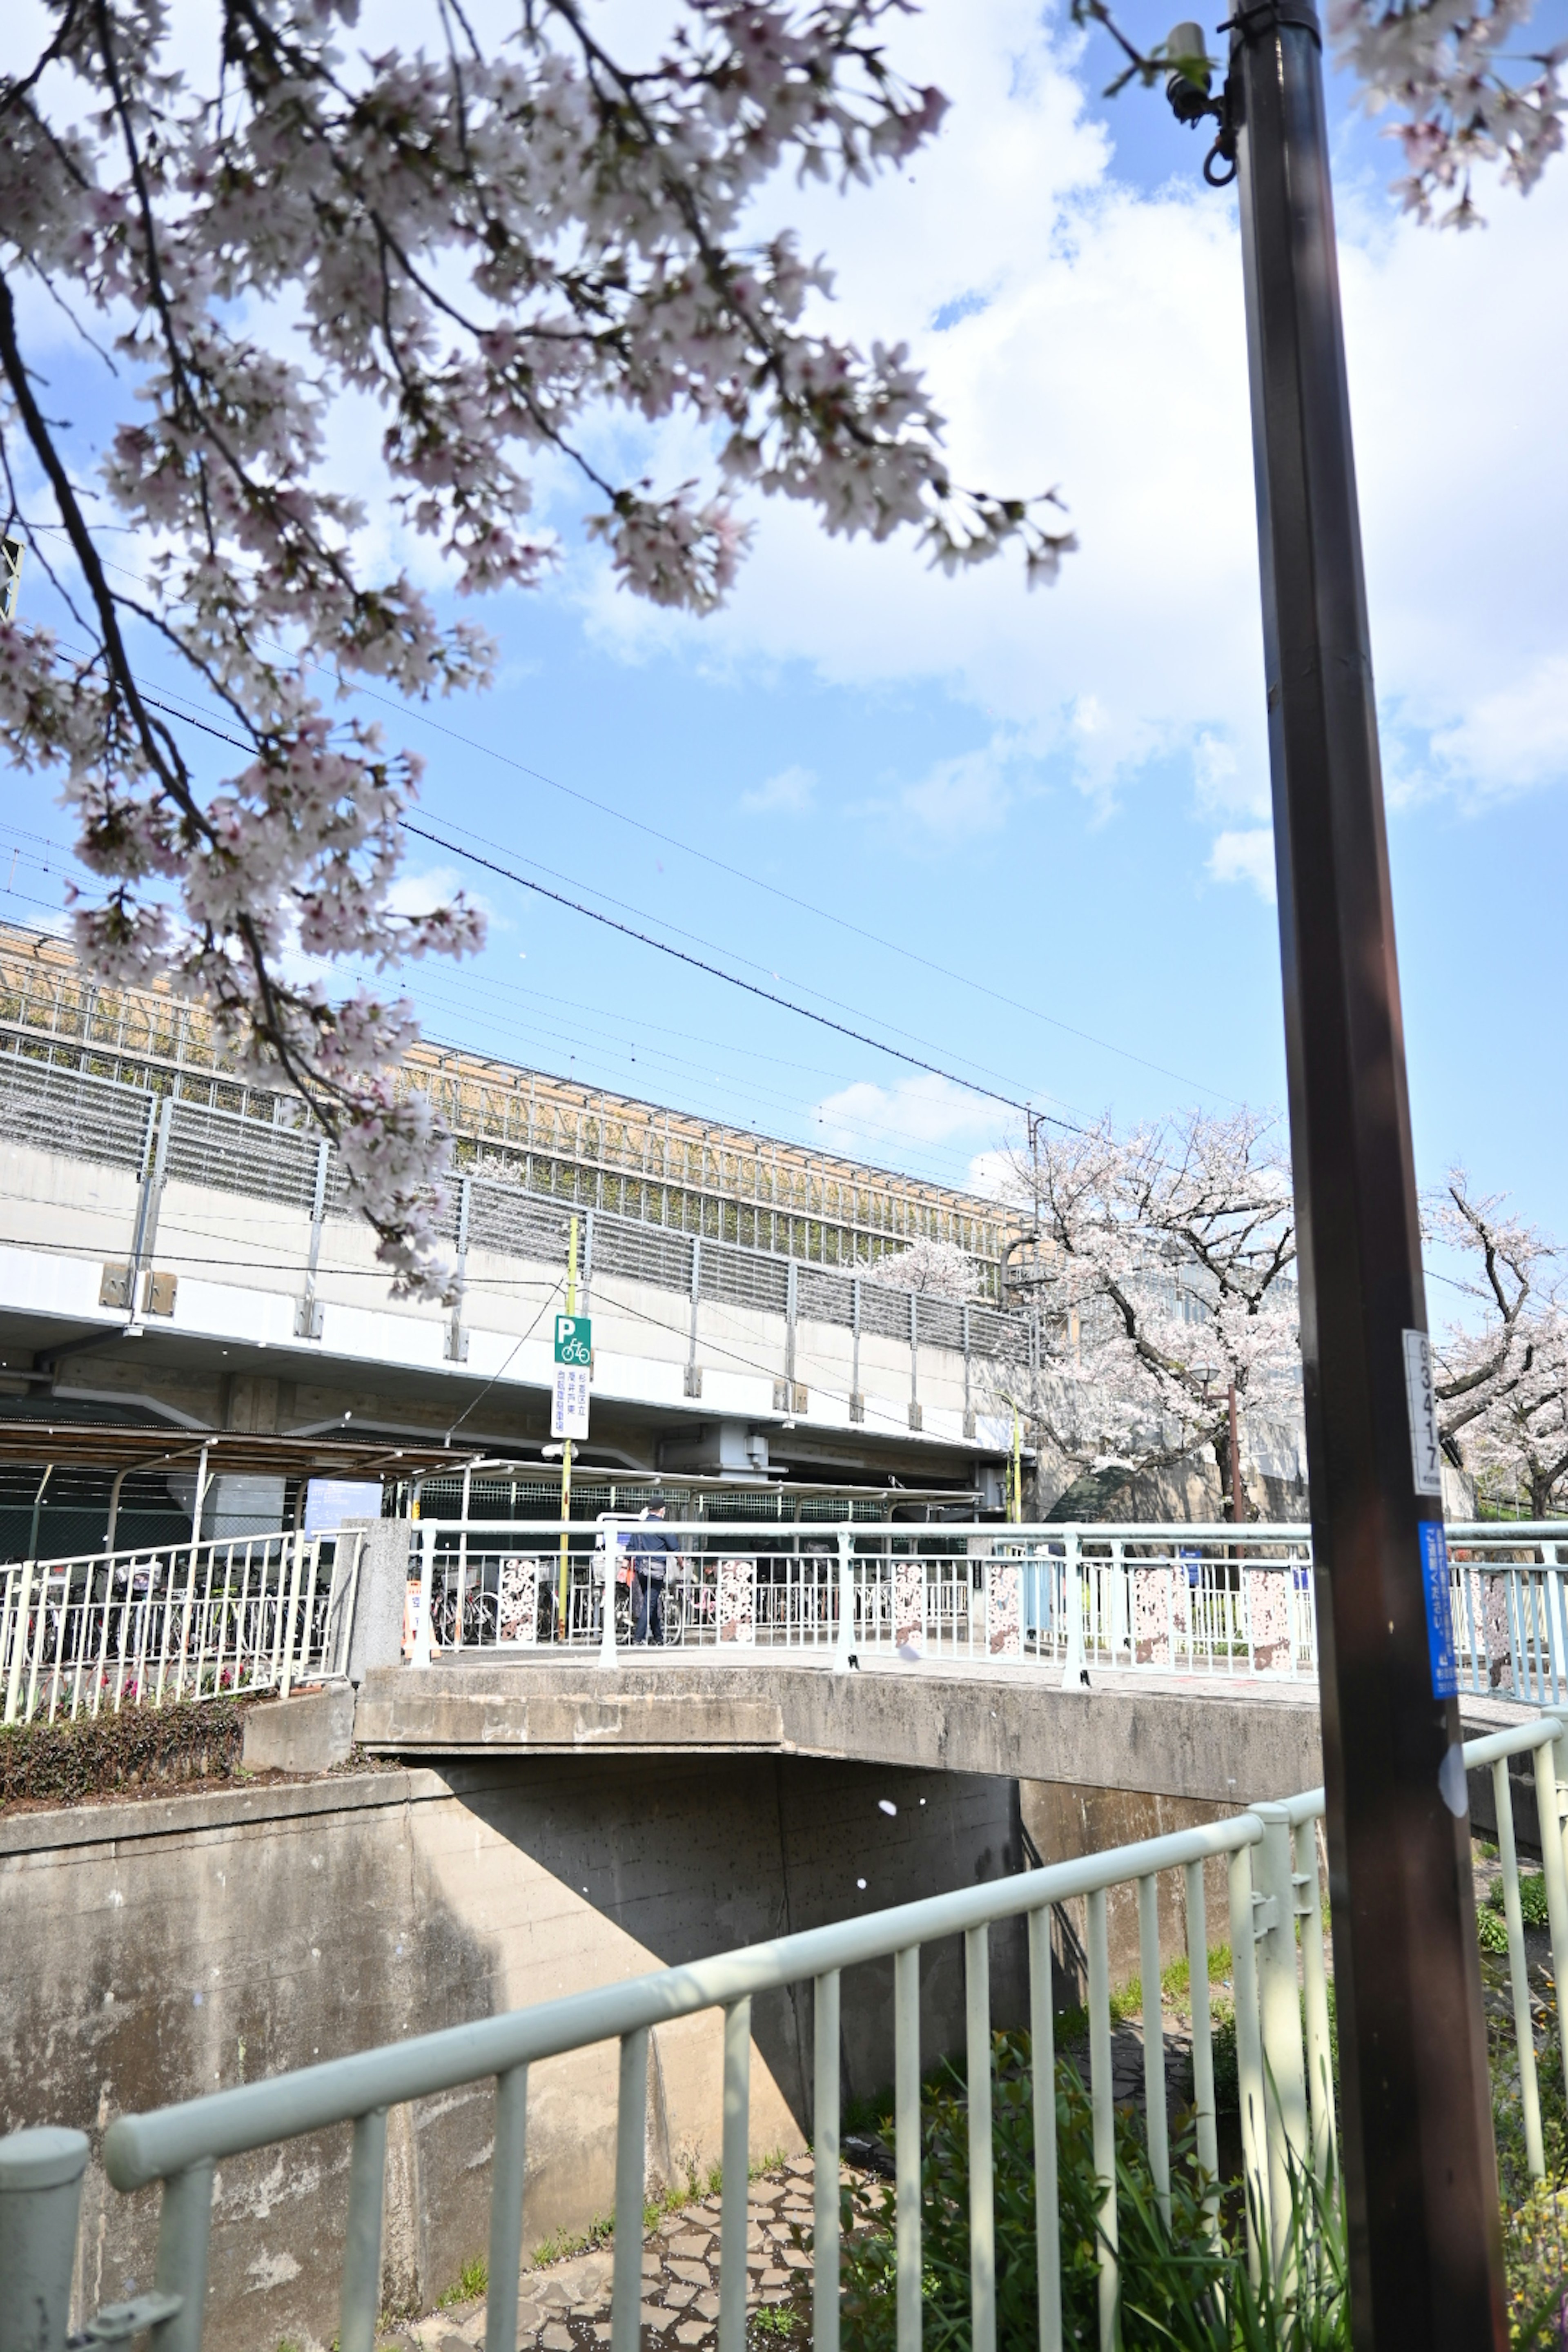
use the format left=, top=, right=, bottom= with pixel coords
left=6, top=1711, right=1566, bottom=2352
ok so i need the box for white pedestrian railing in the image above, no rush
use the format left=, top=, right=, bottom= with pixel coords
left=0, top=1528, right=362, bottom=1727
left=402, top=1516, right=1568, bottom=1699
left=8, top=1709, right=1566, bottom=2352
left=4, top=1517, right=1566, bottom=1727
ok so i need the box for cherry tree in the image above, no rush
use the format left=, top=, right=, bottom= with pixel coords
left=996, top=1108, right=1300, bottom=1517
left=0, top=0, right=1071, bottom=1293
left=868, top=1235, right=977, bottom=1299
left=0, top=2, right=1559, bottom=1300
left=1325, top=0, right=1564, bottom=225
left=1429, top=1171, right=1567, bottom=1512
left=1463, top=1306, right=1568, bottom=1518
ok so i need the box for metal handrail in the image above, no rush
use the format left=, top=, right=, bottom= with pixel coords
left=0, top=1528, right=359, bottom=1726
left=11, top=1710, right=1568, bottom=2352
left=8, top=1515, right=1567, bottom=1718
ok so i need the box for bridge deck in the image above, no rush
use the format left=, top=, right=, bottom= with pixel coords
left=356, top=1653, right=1532, bottom=1804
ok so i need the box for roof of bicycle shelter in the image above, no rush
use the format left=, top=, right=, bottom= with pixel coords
left=0, top=1417, right=468, bottom=1480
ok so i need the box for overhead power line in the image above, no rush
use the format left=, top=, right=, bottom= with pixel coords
left=36, top=537, right=1235, bottom=1103
left=402, top=817, right=1063, bottom=1129
left=35, top=649, right=1074, bottom=1131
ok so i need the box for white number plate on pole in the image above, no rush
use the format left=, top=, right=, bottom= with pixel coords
left=1402, top=1328, right=1443, bottom=1497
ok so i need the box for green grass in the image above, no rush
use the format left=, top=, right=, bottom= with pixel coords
left=437, top=2254, right=489, bottom=2307
left=1052, top=1941, right=1235, bottom=2046
left=751, top=2308, right=798, bottom=2338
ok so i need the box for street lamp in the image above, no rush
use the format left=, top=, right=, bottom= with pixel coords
left=1159, top=7, right=1506, bottom=2340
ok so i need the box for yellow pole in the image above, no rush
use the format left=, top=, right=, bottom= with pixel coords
left=1011, top=1407, right=1022, bottom=1525
left=557, top=1215, right=578, bottom=1634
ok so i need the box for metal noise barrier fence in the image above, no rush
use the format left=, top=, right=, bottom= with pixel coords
left=0, top=1528, right=362, bottom=1727
left=6, top=1711, right=1568, bottom=2352
left=406, top=1517, right=1568, bottom=1702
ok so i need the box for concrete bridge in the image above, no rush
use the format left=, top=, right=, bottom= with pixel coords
left=353, top=1653, right=1327, bottom=1805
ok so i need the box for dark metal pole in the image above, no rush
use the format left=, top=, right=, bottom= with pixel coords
left=1214, top=4, right=1507, bottom=2338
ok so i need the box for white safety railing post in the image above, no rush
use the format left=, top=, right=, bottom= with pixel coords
left=1293, top=1815, right=1336, bottom=2181
left=832, top=1529, right=855, bottom=1675
left=1136, top=1873, right=1171, bottom=2229
left=718, top=1999, right=751, bottom=2352
left=1227, top=1840, right=1270, bottom=2276
left=486, top=2065, right=530, bottom=2352
left=812, top=1972, right=841, bottom=2352
left=611, top=2031, right=648, bottom=2352
left=893, top=1946, right=921, bottom=2352
left=1060, top=1531, right=1086, bottom=1691
left=1026, top=1905, right=1062, bottom=2350
left=964, top=1925, right=996, bottom=2352
left=1251, top=1804, right=1310, bottom=2275
left=598, top=1530, right=619, bottom=1671
left=1085, top=1886, right=1116, bottom=2352
left=279, top=1530, right=307, bottom=1701
left=23, top=1566, right=51, bottom=1728
left=1184, top=1856, right=1221, bottom=2239
left=0, top=2126, right=91, bottom=2352
left=408, top=1524, right=436, bottom=1672
left=1537, top=1715, right=1568, bottom=2120
left=5, top=1560, right=34, bottom=1726
left=1493, top=1754, right=1545, bottom=2181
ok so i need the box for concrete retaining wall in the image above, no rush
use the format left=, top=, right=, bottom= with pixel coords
left=0, top=1755, right=1024, bottom=2351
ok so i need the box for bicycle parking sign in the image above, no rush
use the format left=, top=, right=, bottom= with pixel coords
left=551, top=1316, right=591, bottom=1440
left=554, top=1315, right=591, bottom=1366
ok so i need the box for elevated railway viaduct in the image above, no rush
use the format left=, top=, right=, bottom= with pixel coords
left=0, top=922, right=1033, bottom=1557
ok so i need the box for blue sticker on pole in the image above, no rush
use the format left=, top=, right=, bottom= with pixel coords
left=1419, top=1521, right=1458, bottom=1699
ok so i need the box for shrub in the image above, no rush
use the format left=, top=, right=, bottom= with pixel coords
left=0, top=1698, right=251, bottom=1808
left=1488, top=1874, right=1550, bottom=1930
left=826, top=2031, right=1347, bottom=2351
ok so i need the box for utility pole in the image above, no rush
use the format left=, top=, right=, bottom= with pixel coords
left=557, top=1214, right=578, bottom=1636
left=1163, top=11, right=1505, bottom=2341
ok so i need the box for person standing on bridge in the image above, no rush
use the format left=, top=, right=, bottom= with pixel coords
left=625, top=1504, right=678, bottom=1646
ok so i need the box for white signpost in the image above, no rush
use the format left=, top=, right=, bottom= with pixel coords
left=551, top=1314, right=591, bottom=1443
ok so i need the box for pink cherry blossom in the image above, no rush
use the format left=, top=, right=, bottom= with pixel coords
left=0, top=2, right=1071, bottom=1292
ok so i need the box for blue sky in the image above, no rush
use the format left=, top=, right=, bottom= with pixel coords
left=4, top=0, right=1566, bottom=1287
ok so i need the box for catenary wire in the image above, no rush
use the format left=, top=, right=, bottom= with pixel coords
left=30, top=530, right=1239, bottom=1105
left=36, top=645, right=1074, bottom=1125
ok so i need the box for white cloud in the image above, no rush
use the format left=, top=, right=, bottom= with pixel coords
left=1208, top=828, right=1277, bottom=902
left=571, top=0, right=1568, bottom=845
left=385, top=862, right=499, bottom=925
left=813, top=1073, right=997, bottom=1156
left=1194, top=729, right=1268, bottom=822
left=884, top=737, right=1022, bottom=840
left=1425, top=653, right=1568, bottom=803
left=741, top=764, right=817, bottom=815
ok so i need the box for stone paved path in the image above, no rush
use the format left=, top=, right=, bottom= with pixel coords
left=392, top=2157, right=824, bottom=2352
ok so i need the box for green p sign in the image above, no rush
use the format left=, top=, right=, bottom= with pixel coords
left=554, top=1315, right=592, bottom=1367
